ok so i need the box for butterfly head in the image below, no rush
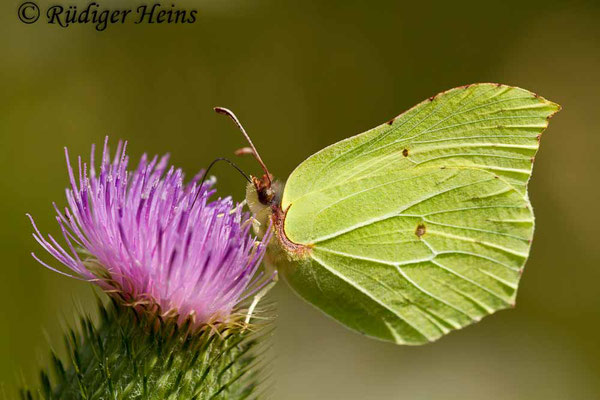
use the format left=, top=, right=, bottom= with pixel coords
left=245, top=174, right=283, bottom=240
left=214, top=106, right=283, bottom=236
left=252, top=173, right=278, bottom=206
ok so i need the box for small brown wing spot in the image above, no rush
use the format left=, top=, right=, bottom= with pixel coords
left=495, top=83, right=502, bottom=87
left=494, top=175, right=499, bottom=179
left=387, top=118, right=395, bottom=125
left=429, top=95, right=436, bottom=101
left=402, top=148, right=409, bottom=157
left=530, top=156, right=535, bottom=163
left=415, top=224, right=426, bottom=238
left=536, top=134, right=542, bottom=142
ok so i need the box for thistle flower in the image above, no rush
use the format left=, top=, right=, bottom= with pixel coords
left=28, top=137, right=272, bottom=326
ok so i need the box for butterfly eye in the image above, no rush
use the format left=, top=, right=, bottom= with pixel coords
left=253, top=175, right=276, bottom=206
left=259, top=187, right=275, bottom=205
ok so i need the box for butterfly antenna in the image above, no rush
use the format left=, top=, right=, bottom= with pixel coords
left=214, top=107, right=272, bottom=185
left=190, top=157, right=251, bottom=209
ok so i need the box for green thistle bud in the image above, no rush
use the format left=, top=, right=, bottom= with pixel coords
left=21, top=298, right=272, bottom=400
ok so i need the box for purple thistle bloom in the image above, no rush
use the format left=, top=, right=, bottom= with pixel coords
left=28, top=138, right=272, bottom=326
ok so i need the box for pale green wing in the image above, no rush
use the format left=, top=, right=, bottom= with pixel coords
left=278, top=83, right=560, bottom=345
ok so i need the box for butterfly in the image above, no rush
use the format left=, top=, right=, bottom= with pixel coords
left=218, top=83, right=560, bottom=345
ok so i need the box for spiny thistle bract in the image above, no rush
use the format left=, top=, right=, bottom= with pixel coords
left=24, top=138, right=274, bottom=399
left=21, top=299, right=272, bottom=400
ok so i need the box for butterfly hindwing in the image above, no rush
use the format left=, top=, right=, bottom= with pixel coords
left=276, top=84, right=559, bottom=344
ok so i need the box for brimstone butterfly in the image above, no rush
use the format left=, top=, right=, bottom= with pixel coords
left=218, top=83, right=560, bottom=345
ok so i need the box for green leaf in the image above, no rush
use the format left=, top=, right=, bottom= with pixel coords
left=277, top=83, right=560, bottom=345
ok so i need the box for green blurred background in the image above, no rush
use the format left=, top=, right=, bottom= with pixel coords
left=2, top=0, right=599, bottom=398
